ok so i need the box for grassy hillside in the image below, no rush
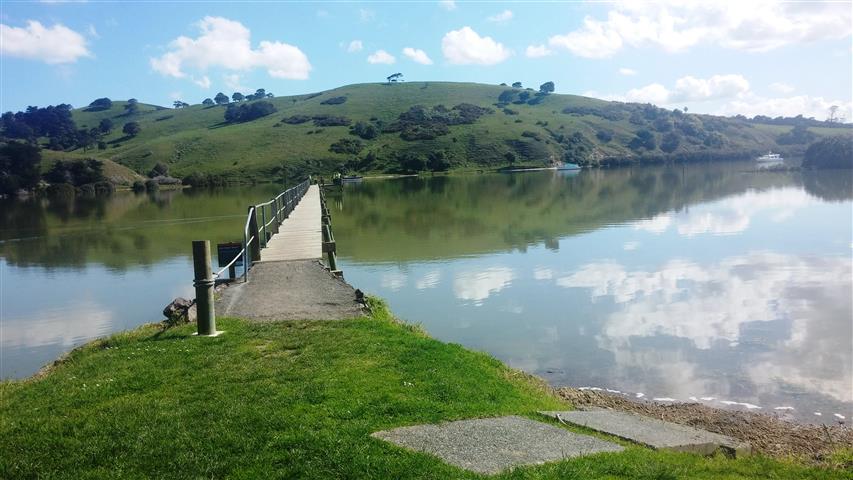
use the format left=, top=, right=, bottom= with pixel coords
left=40, top=149, right=144, bottom=186
left=67, top=82, right=850, bottom=181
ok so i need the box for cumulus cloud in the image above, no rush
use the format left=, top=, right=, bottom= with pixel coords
left=525, top=44, right=552, bottom=58
left=487, top=10, right=513, bottom=23
left=223, top=73, right=247, bottom=91
left=367, top=49, right=395, bottom=64
left=402, top=47, right=433, bottom=65
left=193, top=75, right=211, bottom=89
left=590, top=74, right=750, bottom=105
left=150, top=16, right=311, bottom=82
left=770, top=82, right=794, bottom=94
left=0, top=20, right=92, bottom=64
left=618, top=67, right=637, bottom=76
left=442, top=26, right=511, bottom=65
left=453, top=267, right=515, bottom=305
left=548, top=1, right=852, bottom=58
left=439, top=0, right=456, bottom=11
left=347, top=40, right=363, bottom=53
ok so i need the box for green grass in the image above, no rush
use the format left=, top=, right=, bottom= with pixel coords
left=60, top=82, right=851, bottom=181
left=0, top=300, right=846, bottom=479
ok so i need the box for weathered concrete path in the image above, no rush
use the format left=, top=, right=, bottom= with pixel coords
left=262, top=185, right=323, bottom=262
left=372, top=416, right=623, bottom=475
left=540, top=410, right=750, bottom=456
left=217, top=261, right=363, bottom=321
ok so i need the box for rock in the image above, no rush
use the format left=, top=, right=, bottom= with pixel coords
left=355, top=289, right=365, bottom=304
left=163, top=297, right=195, bottom=324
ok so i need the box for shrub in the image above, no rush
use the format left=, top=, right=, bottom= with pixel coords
left=329, top=138, right=364, bottom=155
left=320, top=96, right=347, bottom=105
left=777, top=125, right=817, bottom=145
left=282, top=115, right=312, bottom=124
left=46, top=182, right=76, bottom=199
left=629, top=130, right=656, bottom=151
left=145, top=179, right=159, bottom=192
left=224, top=101, right=277, bottom=123
left=132, top=180, right=146, bottom=193
left=86, top=98, right=112, bottom=112
left=803, top=135, right=853, bottom=169
left=350, top=121, right=380, bottom=140
left=596, top=130, right=613, bottom=143
left=312, top=115, right=351, bottom=127
left=660, top=132, right=681, bottom=153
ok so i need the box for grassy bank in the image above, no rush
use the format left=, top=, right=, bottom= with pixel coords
left=0, top=301, right=846, bottom=479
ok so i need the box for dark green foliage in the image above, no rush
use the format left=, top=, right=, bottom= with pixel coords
left=97, top=141, right=107, bottom=150
left=521, top=130, right=541, bottom=141
left=778, top=125, right=817, bottom=145
left=1, top=104, right=77, bottom=148
left=629, top=129, right=656, bottom=151
left=498, top=90, right=516, bottom=103
left=512, top=81, right=522, bottom=88
left=86, top=98, right=112, bottom=111
left=505, top=151, right=516, bottom=165
left=388, top=103, right=492, bottom=141
left=182, top=172, right=229, bottom=187
left=311, top=115, right=351, bottom=127
left=44, top=159, right=105, bottom=187
left=145, top=178, right=159, bottom=192
left=202, top=98, right=215, bottom=106
left=426, top=151, right=451, bottom=171
left=350, top=121, right=379, bottom=140
left=224, top=101, right=277, bottom=123
left=214, top=92, right=230, bottom=105
left=154, top=115, right=173, bottom=122
left=803, top=135, right=853, bottom=169
left=398, top=152, right=426, bottom=173
left=539, top=81, right=555, bottom=94
left=562, top=132, right=595, bottom=164
left=0, top=141, right=41, bottom=194
left=148, top=162, right=169, bottom=178
left=703, top=132, right=725, bottom=148
left=124, top=99, right=139, bottom=115
left=282, top=115, right=312, bottom=124
left=653, top=117, right=673, bottom=132
left=320, top=96, right=347, bottom=105
left=527, top=93, right=547, bottom=105
left=122, top=121, right=141, bottom=136
left=45, top=182, right=75, bottom=199
left=502, top=108, right=518, bottom=115
left=660, top=132, right=681, bottom=153
left=173, top=101, right=190, bottom=109
left=329, top=138, right=364, bottom=155
left=98, top=118, right=113, bottom=134
left=232, top=92, right=244, bottom=102
left=132, top=180, right=145, bottom=193
left=596, top=129, right=613, bottom=143
left=513, top=91, right=531, bottom=104
left=562, top=104, right=625, bottom=121
left=245, top=88, right=271, bottom=101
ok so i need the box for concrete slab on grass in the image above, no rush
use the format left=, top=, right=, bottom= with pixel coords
left=371, top=415, right=623, bottom=475
left=539, top=410, right=750, bottom=456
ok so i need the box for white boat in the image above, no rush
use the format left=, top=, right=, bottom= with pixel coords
left=756, top=151, right=783, bottom=162
left=556, top=162, right=581, bottom=170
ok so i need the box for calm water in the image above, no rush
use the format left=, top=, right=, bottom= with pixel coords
left=2, top=163, right=851, bottom=423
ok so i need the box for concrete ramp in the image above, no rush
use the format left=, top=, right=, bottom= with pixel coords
left=216, top=260, right=364, bottom=321
left=539, top=410, right=750, bottom=456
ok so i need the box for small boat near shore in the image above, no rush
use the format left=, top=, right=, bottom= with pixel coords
left=757, top=151, right=783, bottom=162
left=341, top=175, right=363, bottom=183
left=556, top=162, right=581, bottom=170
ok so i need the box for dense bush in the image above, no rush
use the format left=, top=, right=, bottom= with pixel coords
left=629, top=130, right=656, bottom=151
left=562, top=105, right=624, bottom=121
left=777, top=125, right=817, bottom=145
left=132, top=180, right=146, bottom=193
left=0, top=141, right=41, bottom=195
left=86, top=98, right=113, bottom=112
left=320, top=96, right=347, bottom=105
left=1, top=104, right=77, bottom=149
left=803, top=136, right=853, bottom=169
left=329, top=138, right=364, bottom=155
left=145, top=179, right=159, bottom=192
left=282, top=115, right=312, bottom=124
left=312, top=115, right=351, bottom=127
left=427, top=151, right=451, bottom=171
left=595, top=130, right=613, bottom=143
left=44, top=159, right=105, bottom=187
left=224, top=101, right=277, bottom=123
left=387, top=103, right=492, bottom=141
left=350, top=121, right=380, bottom=140
left=660, top=132, right=681, bottom=153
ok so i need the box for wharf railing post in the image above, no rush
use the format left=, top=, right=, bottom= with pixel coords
left=192, top=240, right=217, bottom=336
left=260, top=206, right=268, bottom=246
left=248, top=206, right=261, bottom=262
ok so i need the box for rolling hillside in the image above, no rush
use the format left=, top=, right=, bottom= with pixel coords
left=66, top=82, right=850, bottom=182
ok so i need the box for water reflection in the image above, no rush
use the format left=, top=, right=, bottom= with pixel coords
left=336, top=164, right=852, bottom=423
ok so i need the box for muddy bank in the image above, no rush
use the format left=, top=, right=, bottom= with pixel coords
left=558, top=387, right=852, bottom=467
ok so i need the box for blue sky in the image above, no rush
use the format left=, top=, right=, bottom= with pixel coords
left=1, top=1, right=851, bottom=120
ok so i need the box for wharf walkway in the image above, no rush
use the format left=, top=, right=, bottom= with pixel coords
left=212, top=181, right=363, bottom=322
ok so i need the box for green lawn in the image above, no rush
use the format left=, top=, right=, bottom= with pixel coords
left=1, top=300, right=846, bottom=479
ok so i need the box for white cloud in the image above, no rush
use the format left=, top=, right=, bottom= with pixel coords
left=347, top=40, right=363, bottom=53
left=770, top=82, right=794, bottom=94
left=525, top=44, right=552, bottom=58
left=402, top=47, right=433, bottom=65
left=193, top=75, right=211, bottom=89
left=150, top=16, right=311, bottom=82
left=623, top=241, right=639, bottom=251
left=0, top=20, right=92, bottom=64
left=618, top=67, right=637, bottom=76
left=87, top=24, right=99, bottom=39
left=169, top=91, right=183, bottom=101
left=548, top=1, right=852, bottom=58
left=439, top=0, right=456, bottom=11
left=359, top=9, right=375, bottom=22
left=453, top=267, right=515, bottom=305
left=442, top=26, right=511, bottom=65
left=367, top=49, right=395, bottom=65
left=595, top=74, right=750, bottom=105
left=487, top=10, right=513, bottom=23
left=223, top=73, right=247, bottom=91
left=415, top=271, right=441, bottom=289
left=380, top=271, right=407, bottom=291
left=721, top=94, right=853, bottom=121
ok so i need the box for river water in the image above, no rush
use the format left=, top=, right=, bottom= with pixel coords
left=1, top=162, right=850, bottom=423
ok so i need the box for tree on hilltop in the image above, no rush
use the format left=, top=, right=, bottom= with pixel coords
left=124, top=98, right=139, bottom=115
left=122, top=121, right=141, bottom=137
left=232, top=92, right=244, bottom=102
left=539, top=81, right=555, bottom=94
left=202, top=98, right=214, bottom=106
left=214, top=92, right=230, bottom=105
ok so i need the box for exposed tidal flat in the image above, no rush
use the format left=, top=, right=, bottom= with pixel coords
left=1, top=162, right=851, bottom=427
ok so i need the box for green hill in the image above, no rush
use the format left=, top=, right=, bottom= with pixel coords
left=66, top=82, right=850, bottom=182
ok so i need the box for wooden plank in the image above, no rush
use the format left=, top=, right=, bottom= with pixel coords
left=260, top=185, right=323, bottom=261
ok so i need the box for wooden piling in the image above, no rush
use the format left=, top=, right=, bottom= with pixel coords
left=192, top=240, right=216, bottom=336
